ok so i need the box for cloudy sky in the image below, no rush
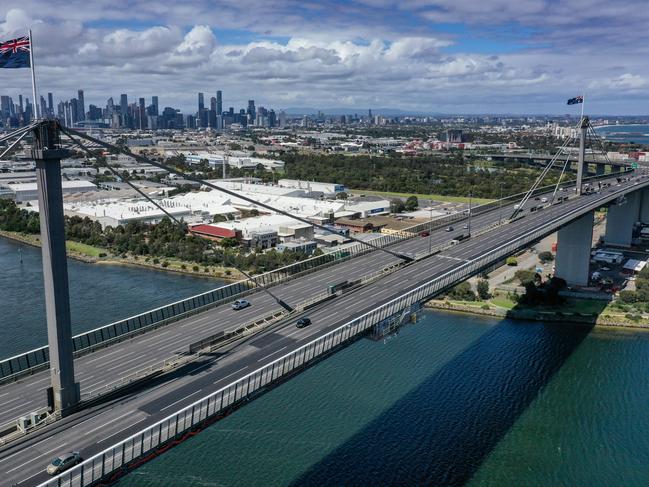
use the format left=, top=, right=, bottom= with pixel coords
left=0, top=1, right=647, bottom=115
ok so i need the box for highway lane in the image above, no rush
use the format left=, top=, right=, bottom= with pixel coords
left=0, top=193, right=517, bottom=427
left=2, top=174, right=645, bottom=485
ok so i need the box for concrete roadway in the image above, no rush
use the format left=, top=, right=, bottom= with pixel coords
left=0, top=194, right=515, bottom=427
left=1, top=174, right=644, bottom=485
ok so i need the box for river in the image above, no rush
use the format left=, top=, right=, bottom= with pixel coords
left=594, top=124, right=649, bottom=145
left=2, top=237, right=649, bottom=485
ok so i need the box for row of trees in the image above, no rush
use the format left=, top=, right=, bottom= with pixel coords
left=0, top=200, right=310, bottom=274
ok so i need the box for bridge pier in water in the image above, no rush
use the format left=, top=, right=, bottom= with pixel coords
left=33, top=121, right=80, bottom=414
left=555, top=210, right=594, bottom=286
left=604, top=191, right=641, bottom=248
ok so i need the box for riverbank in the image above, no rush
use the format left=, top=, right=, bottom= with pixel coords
left=0, top=230, right=244, bottom=281
left=425, top=294, right=649, bottom=330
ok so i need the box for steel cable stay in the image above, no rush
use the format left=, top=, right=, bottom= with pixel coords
left=0, top=122, right=37, bottom=145
left=61, top=128, right=295, bottom=313
left=0, top=129, right=30, bottom=160
left=60, top=125, right=415, bottom=263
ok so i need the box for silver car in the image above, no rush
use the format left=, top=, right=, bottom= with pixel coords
left=47, top=452, right=82, bottom=475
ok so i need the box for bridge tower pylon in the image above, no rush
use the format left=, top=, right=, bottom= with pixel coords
left=33, top=120, right=80, bottom=414
left=575, top=116, right=589, bottom=195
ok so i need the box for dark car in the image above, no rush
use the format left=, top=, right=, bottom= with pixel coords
left=296, top=317, right=312, bottom=328
left=47, top=452, right=83, bottom=475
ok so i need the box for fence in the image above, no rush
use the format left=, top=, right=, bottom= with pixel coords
left=3, top=169, right=635, bottom=384
left=41, top=179, right=638, bottom=487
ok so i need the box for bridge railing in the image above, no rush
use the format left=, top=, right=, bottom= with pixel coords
left=42, top=178, right=632, bottom=487
left=3, top=169, right=632, bottom=384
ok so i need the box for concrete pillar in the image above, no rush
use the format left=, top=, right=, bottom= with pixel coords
left=33, top=121, right=80, bottom=414
left=576, top=117, right=589, bottom=195
left=596, top=164, right=605, bottom=176
left=605, top=190, right=641, bottom=248
left=611, top=165, right=621, bottom=173
left=639, top=188, right=649, bottom=224
left=555, top=210, right=594, bottom=286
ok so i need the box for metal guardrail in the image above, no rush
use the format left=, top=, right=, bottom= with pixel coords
left=39, top=178, right=647, bottom=487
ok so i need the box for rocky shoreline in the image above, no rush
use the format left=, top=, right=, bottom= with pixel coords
left=425, top=299, right=649, bottom=330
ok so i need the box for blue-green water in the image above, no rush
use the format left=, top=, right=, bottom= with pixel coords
left=3, top=236, right=649, bottom=485
left=594, top=124, right=649, bottom=145
left=0, top=237, right=221, bottom=358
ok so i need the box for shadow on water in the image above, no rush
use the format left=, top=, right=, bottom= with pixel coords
left=290, top=319, right=593, bottom=487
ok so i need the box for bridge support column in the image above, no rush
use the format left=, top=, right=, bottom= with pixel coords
left=555, top=210, right=594, bottom=286
left=611, top=165, right=621, bottom=174
left=639, top=189, right=649, bottom=224
left=605, top=190, right=641, bottom=248
left=33, top=121, right=80, bottom=415
left=596, top=164, right=605, bottom=176
left=575, top=117, right=589, bottom=195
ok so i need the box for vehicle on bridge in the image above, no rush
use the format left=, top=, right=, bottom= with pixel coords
left=296, top=317, right=312, bottom=328
left=47, top=452, right=83, bottom=475
left=232, top=299, right=251, bottom=310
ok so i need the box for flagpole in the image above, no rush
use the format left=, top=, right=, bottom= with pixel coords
left=29, top=29, right=39, bottom=119
left=580, top=92, right=585, bottom=120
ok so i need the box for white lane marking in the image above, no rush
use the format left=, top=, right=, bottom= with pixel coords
left=105, top=354, right=147, bottom=372
left=86, top=348, right=123, bottom=364
left=256, top=346, right=287, bottom=363
left=0, top=392, right=10, bottom=398
left=2, top=400, right=33, bottom=415
left=97, top=418, right=146, bottom=445
left=213, top=366, right=248, bottom=385
left=283, top=328, right=303, bottom=339
left=5, top=442, right=67, bottom=473
left=83, top=415, right=124, bottom=436
left=160, top=389, right=203, bottom=412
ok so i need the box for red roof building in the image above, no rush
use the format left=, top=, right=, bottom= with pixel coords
left=189, top=224, right=239, bottom=241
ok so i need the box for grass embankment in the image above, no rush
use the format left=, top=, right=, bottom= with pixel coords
left=427, top=291, right=649, bottom=328
left=0, top=230, right=243, bottom=281
left=350, top=189, right=495, bottom=205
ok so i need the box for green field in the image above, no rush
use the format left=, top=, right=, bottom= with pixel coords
left=350, top=189, right=495, bottom=205
left=66, top=241, right=104, bottom=257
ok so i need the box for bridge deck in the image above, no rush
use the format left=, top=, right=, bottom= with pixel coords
left=1, top=174, right=647, bottom=486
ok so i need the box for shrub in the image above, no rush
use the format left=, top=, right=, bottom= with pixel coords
left=192, top=265, right=199, bottom=272
left=161, top=261, right=169, bottom=268
left=625, top=313, right=641, bottom=322
left=515, top=269, right=539, bottom=286
left=506, top=256, right=518, bottom=266
left=619, top=290, right=638, bottom=304
left=538, top=251, right=554, bottom=263
left=181, top=264, right=186, bottom=270
left=153, top=258, right=160, bottom=265
left=98, top=252, right=107, bottom=258
left=481, top=304, right=490, bottom=310
left=225, top=269, right=232, bottom=276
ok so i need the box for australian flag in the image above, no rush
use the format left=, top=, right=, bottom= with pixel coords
left=567, top=96, right=584, bottom=105
left=0, top=36, right=30, bottom=68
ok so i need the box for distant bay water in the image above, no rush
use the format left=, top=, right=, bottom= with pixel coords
left=594, top=124, right=649, bottom=145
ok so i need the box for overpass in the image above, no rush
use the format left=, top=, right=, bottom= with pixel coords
left=0, top=123, right=648, bottom=485
left=470, top=152, right=633, bottom=175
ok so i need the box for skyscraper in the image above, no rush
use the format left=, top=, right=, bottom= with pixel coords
left=47, top=92, right=53, bottom=116
left=77, top=89, right=85, bottom=121
left=247, top=100, right=256, bottom=119
left=216, top=91, right=222, bottom=115
left=151, top=96, right=159, bottom=116
left=139, top=97, right=146, bottom=129
left=120, top=94, right=128, bottom=116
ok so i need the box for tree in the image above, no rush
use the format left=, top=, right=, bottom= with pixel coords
left=390, top=198, right=406, bottom=213
left=447, top=281, right=476, bottom=301
left=476, top=279, right=490, bottom=300
left=405, top=195, right=419, bottom=211
left=336, top=191, right=349, bottom=200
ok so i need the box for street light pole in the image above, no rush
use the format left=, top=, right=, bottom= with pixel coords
left=468, top=191, right=473, bottom=236
left=498, top=183, right=503, bottom=224
left=428, top=206, right=433, bottom=253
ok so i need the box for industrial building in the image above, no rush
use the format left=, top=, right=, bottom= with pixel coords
left=7, top=180, right=97, bottom=202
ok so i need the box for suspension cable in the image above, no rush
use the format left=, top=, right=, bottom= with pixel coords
left=0, top=129, right=29, bottom=160
left=61, top=129, right=295, bottom=312
left=0, top=123, right=37, bottom=145
left=61, top=125, right=415, bottom=263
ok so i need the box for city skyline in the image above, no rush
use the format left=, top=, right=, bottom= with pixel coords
left=0, top=2, right=648, bottom=115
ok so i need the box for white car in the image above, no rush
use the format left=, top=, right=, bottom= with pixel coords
left=231, top=299, right=251, bottom=310
left=47, top=452, right=82, bottom=475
